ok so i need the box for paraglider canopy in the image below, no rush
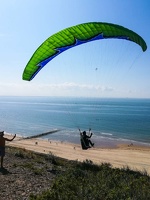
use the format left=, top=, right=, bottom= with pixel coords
left=22, top=22, right=147, bottom=81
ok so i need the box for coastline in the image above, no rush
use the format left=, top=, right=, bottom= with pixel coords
left=6, top=134, right=150, bottom=175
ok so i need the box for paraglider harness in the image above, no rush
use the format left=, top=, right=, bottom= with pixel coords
left=79, top=129, right=94, bottom=150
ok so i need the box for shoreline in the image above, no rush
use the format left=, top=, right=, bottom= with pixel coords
left=5, top=134, right=150, bottom=175
left=5, top=131, right=150, bottom=149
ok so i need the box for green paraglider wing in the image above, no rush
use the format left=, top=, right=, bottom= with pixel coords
left=22, top=22, right=147, bottom=81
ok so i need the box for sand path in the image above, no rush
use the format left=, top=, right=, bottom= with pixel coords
left=7, top=136, right=150, bottom=175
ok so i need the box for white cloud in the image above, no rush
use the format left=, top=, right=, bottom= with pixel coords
left=0, top=81, right=149, bottom=98
left=0, top=81, right=115, bottom=97
left=34, top=82, right=114, bottom=93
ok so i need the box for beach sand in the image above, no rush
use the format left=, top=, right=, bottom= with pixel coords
left=6, top=134, right=150, bottom=175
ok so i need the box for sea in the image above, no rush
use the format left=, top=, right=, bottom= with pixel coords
left=0, top=96, right=150, bottom=147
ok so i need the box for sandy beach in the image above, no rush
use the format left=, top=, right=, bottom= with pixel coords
left=5, top=134, right=150, bottom=175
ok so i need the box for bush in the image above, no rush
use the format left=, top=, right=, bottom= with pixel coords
left=30, top=161, right=150, bottom=200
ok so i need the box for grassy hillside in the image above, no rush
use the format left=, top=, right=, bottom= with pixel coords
left=1, top=147, right=149, bottom=200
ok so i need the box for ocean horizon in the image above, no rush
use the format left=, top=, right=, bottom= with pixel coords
left=0, top=96, right=150, bottom=147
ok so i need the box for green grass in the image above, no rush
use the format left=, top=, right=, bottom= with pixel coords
left=29, top=159, right=150, bottom=200
left=8, top=147, right=150, bottom=199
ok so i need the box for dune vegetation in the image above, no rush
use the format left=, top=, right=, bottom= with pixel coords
left=1, top=147, right=150, bottom=200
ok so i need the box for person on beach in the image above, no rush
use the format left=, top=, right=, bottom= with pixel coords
left=79, top=128, right=94, bottom=149
left=0, top=131, right=16, bottom=168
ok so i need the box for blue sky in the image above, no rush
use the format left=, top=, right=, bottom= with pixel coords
left=0, top=0, right=150, bottom=98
